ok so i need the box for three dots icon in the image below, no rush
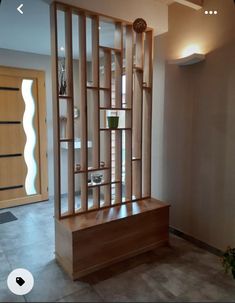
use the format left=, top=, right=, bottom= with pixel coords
left=204, top=10, right=218, bottom=15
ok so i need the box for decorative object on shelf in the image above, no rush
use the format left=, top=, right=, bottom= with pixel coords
left=222, top=247, right=235, bottom=279
left=91, top=173, right=103, bottom=184
left=75, top=163, right=81, bottom=172
left=74, top=106, right=80, bottom=119
left=100, top=161, right=105, bottom=168
left=107, top=115, right=119, bottom=129
left=143, top=82, right=147, bottom=87
left=87, top=80, right=93, bottom=87
left=58, top=57, right=67, bottom=95
left=133, top=18, right=147, bottom=33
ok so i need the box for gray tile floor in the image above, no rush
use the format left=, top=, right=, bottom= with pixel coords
left=0, top=200, right=234, bottom=302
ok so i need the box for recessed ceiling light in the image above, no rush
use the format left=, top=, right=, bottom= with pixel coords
left=214, top=10, right=218, bottom=14
left=60, top=46, right=65, bottom=51
left=209, top=10, right=213, bottom=15
left=204, top=10, right=208, bottom=14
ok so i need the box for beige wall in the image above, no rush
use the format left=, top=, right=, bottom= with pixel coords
left=152, top=0, right=235, bottom=250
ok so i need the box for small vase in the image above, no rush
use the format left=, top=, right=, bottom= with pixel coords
left=107, top=116, right=119, bottom=129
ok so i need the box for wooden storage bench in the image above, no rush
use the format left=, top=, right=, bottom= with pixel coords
left=55, top=198, right=170, bottom=280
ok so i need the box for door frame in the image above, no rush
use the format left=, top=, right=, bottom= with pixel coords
left=0, top=66, right=48, bottom=208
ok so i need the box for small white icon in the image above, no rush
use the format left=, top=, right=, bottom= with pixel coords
left=17, top=4, right=24, bottom=14
left=7, top=269, right=34, bottom=296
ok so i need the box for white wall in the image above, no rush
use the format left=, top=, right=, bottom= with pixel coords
left=0, top=49, right=54, bottom=196
left=152, top=34, right=166, bottom=201
left=152, top=0, right=235, bottom=251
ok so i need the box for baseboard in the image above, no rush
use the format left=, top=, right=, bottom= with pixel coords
left=169, top=226, right=223, bottom=257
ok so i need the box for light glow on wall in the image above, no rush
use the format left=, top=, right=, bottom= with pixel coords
left=22, top=79, right=37, bottom=196
left=181, top=44, right=201, bottom=57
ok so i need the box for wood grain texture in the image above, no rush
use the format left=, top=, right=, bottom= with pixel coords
left=65, top=8, right=75, bottom=215
left=124, top=25, right=133, bottom=201
left=79, top=14, right=88, bottom=212
left=51, top=3, right=153, bottom=214
left=51, top=2, right=61, bottom=219
left=0, top=66, right=48, bottom=208
left=55, top=198, right=170, bottom=280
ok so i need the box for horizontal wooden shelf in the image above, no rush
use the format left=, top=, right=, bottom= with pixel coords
left=133, top=66, right=143, bottom=72
left=99, top=87, right=111, bottom=91
left=60, top=138, right=73, bottom=143
left=99, top=46, right=122, bottom=53
left=143, top=86, right=152, bottom=90
left=86, top=86, right=99, bottom=90
left=99, top=107, right=132, bottom=111
left=58, top=95, right=73, bottom=99
left=86, top=86, right=111, bottom=91
left=74, top=167, right=110, bottom=174
left=88, top=180, right=121, bottom=188
left=100, top=128, right=131, bottom=131
left=88, top=181, right=109, bottom=188
left=132, top=157, right=141, bottom=161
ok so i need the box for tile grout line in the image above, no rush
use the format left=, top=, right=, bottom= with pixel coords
left=53, top=284, right=91, bottom=302
left=90, top=284, right=105, bottom=302
left=91, top=284, right=107, bottom=302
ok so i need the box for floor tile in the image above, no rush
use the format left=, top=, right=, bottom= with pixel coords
left=57, top=286, right=103, bottom=302
left=179, top=278, right=235, bottom=302
left=0, top=251, right=12, bottom=280
left=94, top=265, right=174, bottom=302
left=0, top=279, right=25, bottom=302
left=0, top=200, right=234, bottom=302
left=6, top=239, right=55, bottom=273
left=25, top=261, right=88, bottom=302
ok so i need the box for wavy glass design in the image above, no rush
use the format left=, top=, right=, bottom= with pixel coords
left=22, top=79, right=37, bottom=195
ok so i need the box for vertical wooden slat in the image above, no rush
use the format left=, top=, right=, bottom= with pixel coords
left=114, top=22, right=123, bottom=204
left=104, top=131, right=111, bottom=205
left=65, top=8, right=75, bottom=215
left=91, top=16, right=100, bottom=208
left=142, top=90, right=151, bottom=197
left=142, top=30, right=153, bottom=197
left=132, top=32, right=144, bottom=199
left=114, top=131, right=122, bottom=203
left=51, top=3, right=153, bottom=215
left=132, top=71, right=142, bottom=159
left=124, top=25, right=133, bottom=201
left=132, top=71, right=142, bottom=199
left=115, top=22, right=122, bottom=108
left=79, top=14, right=88, bottom=211
left=101, top=49, right=112, bottom=206
left=143, top=31, right=153, bottom=87
left=135, top=32, right=144, bottom=68
left=50, top=2, right=61, bottom=219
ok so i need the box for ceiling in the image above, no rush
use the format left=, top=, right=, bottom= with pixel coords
left=0, top=0, right=115, bottom=59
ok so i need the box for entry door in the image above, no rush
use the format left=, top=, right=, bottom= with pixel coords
left=0, top=66, right=48, bottom=208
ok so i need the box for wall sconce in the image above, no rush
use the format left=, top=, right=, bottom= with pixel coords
left=168, top=44, right=206, bottom=66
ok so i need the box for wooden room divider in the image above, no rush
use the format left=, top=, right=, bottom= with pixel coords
left=51, top=1, right=169, bottom=280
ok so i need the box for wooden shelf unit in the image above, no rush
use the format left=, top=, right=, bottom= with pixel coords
left=51, top=2, right=153, bottom=218
left=50, top=3, right=169, bottom=282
